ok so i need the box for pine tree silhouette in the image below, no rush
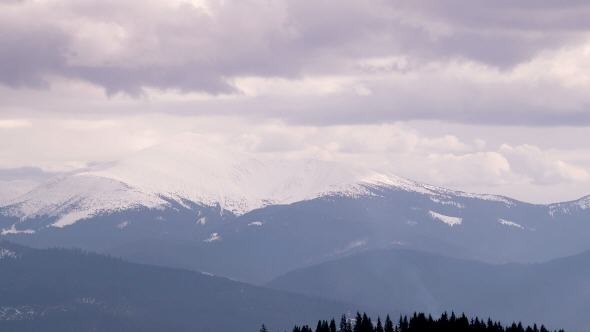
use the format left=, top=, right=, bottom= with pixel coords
left=375, top=317, right=384, bottom=332
left=384, top=315, right=394, bottom=332
left=280, top=311, right=564, bottom=332
left=353, top=312, right=363, bottom=332
left=339, top=314, right=353, bottom=332
left=329, top=318, right=337, bottom=332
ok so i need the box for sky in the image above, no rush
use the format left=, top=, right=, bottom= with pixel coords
left=1, top=0, right=590, bottom=203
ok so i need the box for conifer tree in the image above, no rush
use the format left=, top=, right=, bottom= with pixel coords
left=285, top=311, right=564, bottom=332
left=361, top=313, right=373, bottom=332
left=375, top=317, right=384, bottom=332
left=330, top=318, right=337, bottom=332
left=340, top=314, right=352, bottom=332
left=384, top=315, right=394, bottom=332
left=353, top=312, right=363, bottom=332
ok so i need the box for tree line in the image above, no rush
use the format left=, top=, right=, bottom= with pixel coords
left=260, top=312, right=564, bottom=332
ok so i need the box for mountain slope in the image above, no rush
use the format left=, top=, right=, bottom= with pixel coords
left=0, top=241, right=351, bottom=332
left=1, top=135, right=590, bottom=283
left=101, top=186, right=590, bottom=283
left=267, top=248, right=590, bottom=331
left=3, top=177, right=590, bottom=284
left=0, top=133, right=516, bottom=228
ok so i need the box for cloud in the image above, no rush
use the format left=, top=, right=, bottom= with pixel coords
left=0, top=119, right=32, bottom=129
left=0, top=167, right=57, bottom=181
left=0, top=114, right=588, bottom=202
left=2, top=0, right=590, bottom=97
left=423, top=152, right=513, bottom=187
left=500, top=144, right=590, bottom=184
left=2, top=0, right=590, bottom=203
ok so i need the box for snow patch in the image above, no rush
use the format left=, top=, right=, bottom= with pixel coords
left=1, top=224, right=35, bottom=235
left=334, top=239, right=367, bottom=255
left=248, top=221, right=263, bottom=226
left=0, top=248, right=17, bottom=259
left=0, top=306, right=36, bottom=320
left=549, top=196, right=590, bottom=216
left=429, top=211, right=462, bottom=226
left=498, top=218, right=524, bottom=229
left=117, top=221, right=129, bottom=229
left=204, top=232, right=221, bottom=242
left=429, top=197, right=464, bottom=208
left=196, top=217, right=207, bottom=225
left=577, top=196, right=590, bottom=209
left=78, top=297, right=97, bottom=305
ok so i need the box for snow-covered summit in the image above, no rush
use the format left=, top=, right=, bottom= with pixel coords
left=0, top=133, right=513, bottom=227
left=548, top=195, right=590, bottom=216
left=2, top=174, right=166, bottom=228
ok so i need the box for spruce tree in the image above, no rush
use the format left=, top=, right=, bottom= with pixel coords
left=340, top=314, right=353, bottom=332
left=330, top=319, right=337, bottom=332
left=375, top=317, right=384, bottom=332
left=384, top=315, right=394, bottom=332
left=353, top=312, right=363, bottom=332
left=289, top=311, right=562, bottom=332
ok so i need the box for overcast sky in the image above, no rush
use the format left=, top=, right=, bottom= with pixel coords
left=1, top=0, right=590, bottom=203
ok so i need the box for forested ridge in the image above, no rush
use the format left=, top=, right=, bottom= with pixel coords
left=263, top=312, right=564, bottom=332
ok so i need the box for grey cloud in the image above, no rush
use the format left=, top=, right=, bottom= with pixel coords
left=156, top=77, right=590, bottom=127
left=0, top=24, right=68, bottom=88
left=67, top=65, right=236, bottom=96
left=2, top=0, right=590, bottom=95
left=0, top=167, right=59, bottom=181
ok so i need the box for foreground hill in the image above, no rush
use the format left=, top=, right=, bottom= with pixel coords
left=0, top=241, right=350, bottom=332
left=267, top=249, right=590, bottom=331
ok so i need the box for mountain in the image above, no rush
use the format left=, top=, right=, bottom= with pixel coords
left=267, top=248, right=590, bottom=331
left=3, top=180, right=590, bottom=284
left=0, top=241, right=350, bottom=332
left=0, top=167, right=54, bottom=206
left=1, top=135, right=590, bottom=283
left=0, top=133, right=390, bottom=226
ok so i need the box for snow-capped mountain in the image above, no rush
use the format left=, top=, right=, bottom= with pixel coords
left=0, top=180, right=39, bottom=206
left=0, top=133, right=512, bottom=229
left=2, top=174, right=166, bottom=228
left=1, top=133, right=590, bottom=284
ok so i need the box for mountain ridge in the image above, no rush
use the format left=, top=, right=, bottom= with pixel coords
left=0, top=240, right=351, bottom=332
left=2, top=141, right=590, bottom=285
left=267, top=247, right=590, bottom=331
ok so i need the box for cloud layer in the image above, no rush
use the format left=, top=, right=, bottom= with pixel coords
left=0, top=115, right=588, bottom=203
left=1, top=0, right=590, bottom=202
left=2, top=0, right=590, bottom=125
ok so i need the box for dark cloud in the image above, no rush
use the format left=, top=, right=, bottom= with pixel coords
left=0, top=24, right=68, bottom=88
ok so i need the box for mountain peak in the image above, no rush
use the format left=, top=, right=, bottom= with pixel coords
left=0, top=136, right=567, bottom=228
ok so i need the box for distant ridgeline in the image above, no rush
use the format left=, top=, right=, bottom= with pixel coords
left=275, top=312, right=564, bottom=332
